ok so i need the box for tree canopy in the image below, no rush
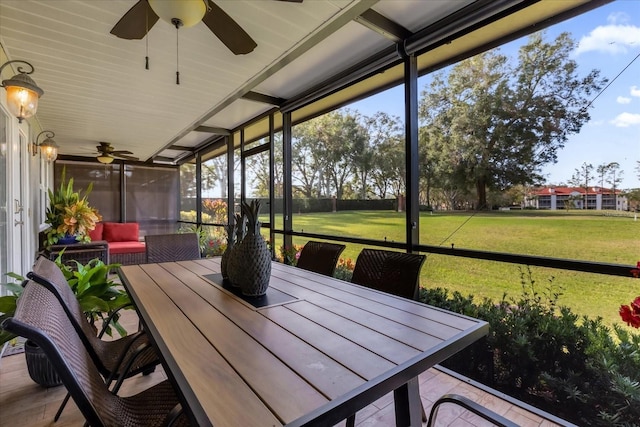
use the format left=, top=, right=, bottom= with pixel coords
left=419, top=31, right=606, bottom=209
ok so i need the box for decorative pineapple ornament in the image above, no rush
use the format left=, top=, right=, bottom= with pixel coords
left=227, top=212, right=247, bottom=287
left=236, top=200, right=271, bottom=296
left=220, top=223, right=236, bottom=281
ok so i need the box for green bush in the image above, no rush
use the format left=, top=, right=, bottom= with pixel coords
left=420, top=268, right=640, bottom=426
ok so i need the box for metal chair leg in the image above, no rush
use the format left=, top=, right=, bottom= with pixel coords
left=54, top=392, right=71, bottom=422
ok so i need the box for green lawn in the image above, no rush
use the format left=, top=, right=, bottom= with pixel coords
left=269, top=210, right=640, bottom=327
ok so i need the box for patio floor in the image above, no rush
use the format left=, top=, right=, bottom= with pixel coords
left=0, top=310, right=567, bottom=427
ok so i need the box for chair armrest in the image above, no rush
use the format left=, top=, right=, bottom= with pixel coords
left=427, top=394, right=519, bottom=427
left=97, top=302, right=135, bottom=338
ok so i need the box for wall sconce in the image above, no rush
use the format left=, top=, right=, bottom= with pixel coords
left=0, top=60, right=44, bottom=123
left=32, top=130, right=59, bottom=163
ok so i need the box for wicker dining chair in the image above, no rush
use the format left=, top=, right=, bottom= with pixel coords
left=28, top=256, right=160, bottom=421
left=145, top=233, right=201, bottom=263
left=296, top=241, right=346, bottom=277
left=347, top=248, right=427, bottom=426
left=350, top=248, right=426, bottom=300
left=2, top=280, right=187, bottom=427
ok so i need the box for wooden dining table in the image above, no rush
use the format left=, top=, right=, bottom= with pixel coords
left=118, top=258, right=489, bottom=427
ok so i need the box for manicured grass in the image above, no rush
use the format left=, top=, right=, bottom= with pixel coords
left=276, top=210, right=640, bottom=327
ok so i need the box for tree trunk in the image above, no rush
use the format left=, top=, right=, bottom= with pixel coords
left=476, top=177, right=488, bottom=210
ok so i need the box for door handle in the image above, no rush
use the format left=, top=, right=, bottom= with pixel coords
left=14, top=199, right=23, bottom=214
left=14, top=219, right=24, bottom=226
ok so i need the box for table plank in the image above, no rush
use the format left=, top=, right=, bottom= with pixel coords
left=120, top=264, right=281, bottom=427
left=140, top=263, right=329, bottom=424
left=176, top=262, right=368, bottom=399
left=261, top=304, right=396, bottom=379
left=269, top=265, right=474, bottom=339
left=273, top=261, right=479, bottom=330
left=284, top=300, right=421, bottom=364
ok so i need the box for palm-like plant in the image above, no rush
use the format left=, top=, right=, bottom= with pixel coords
left=45, top=168, right=102, bottom=246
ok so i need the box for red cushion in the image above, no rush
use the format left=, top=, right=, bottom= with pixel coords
left=88, top=222, right=103, bottom=241
left=103, top=222, right=139, bottom=242
left=108, top=241, right=146, bottom=254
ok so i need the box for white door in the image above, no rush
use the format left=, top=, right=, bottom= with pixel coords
left=0, top=106, right=26, bottom=278
left=0, top=107, right=8, bottom=286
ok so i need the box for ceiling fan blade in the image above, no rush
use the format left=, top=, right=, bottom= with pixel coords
left=276, top=0, right=303, bottom=2
left=112, top=150, right=134, bottom=156
left=202, top=1, right=257, bottom=55
left=110, top=0, right=159, bottom=40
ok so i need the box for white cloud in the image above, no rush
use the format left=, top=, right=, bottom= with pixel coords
left=610, top=112, right=640, bottom=127
left=607, top=12, right=630, bottom=25
left=631, top=86, right=640, bottom=97
left=617, top=96, right=632, bottom=104
left=575, top=22, right=640, bottom=55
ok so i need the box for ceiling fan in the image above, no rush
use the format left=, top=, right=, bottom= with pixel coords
left=95, top=142, right=139, bottom=164
left=111, top=0, right=302, bottom=56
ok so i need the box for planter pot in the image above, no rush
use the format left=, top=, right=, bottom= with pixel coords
left=25, top=340, right=62, bottom=387
left=57, top=234, right=78, bottom=245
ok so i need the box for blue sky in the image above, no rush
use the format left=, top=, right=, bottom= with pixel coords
left=349, top=1, right=640, bottom=189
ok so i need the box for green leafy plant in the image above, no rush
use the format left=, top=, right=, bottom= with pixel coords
left=56, top=255, right=130, bottom=337
left=45, top=167, right=102, bottom=246
left=0, top=255, right=130, bottom=345
left=278, top=245, right=302, bottom=265
left=0, top=273, right=26, bottom=347
left=420, top=267, right=640, bottom=426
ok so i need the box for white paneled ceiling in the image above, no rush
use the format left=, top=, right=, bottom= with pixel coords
left=0, top=0, right=597, bottom=164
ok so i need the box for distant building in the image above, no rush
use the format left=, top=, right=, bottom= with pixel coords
left=526, top=186, right=628, bottom=211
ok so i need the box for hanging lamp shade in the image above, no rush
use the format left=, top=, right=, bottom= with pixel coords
left=148, top=0, right=207, bottom=28
left=39, top=136, right=59, bottom=162
left=97, top=154, right=114, bottom=164
left=1, top=60, right=44, bottom=123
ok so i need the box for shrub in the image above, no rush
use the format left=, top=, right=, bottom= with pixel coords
left=420, top=267, right=640, bottom=426
left=333, top=257, right=355, bottom=281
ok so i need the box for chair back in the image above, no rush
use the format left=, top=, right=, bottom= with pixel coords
left=296, top=241, right=346, bottom=277
left=145, top=233, right=201, bottom=263
left=2, top=280, right=121, bottom=427
left=351, top=249, right=426, bottom=300
left=28, top=256, right=108, bottom=373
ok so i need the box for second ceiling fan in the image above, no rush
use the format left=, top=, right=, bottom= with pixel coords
left=96, top=142, right=139, bottom=164
left=111, top=0, right=302, bottom=55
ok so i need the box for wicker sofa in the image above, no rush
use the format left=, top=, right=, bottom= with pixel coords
left=89, top=222, right=146, bottom=265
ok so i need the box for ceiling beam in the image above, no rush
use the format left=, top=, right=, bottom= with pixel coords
left=242, top=91, right=286, bottom=106
left=168, top=145, right=194, bottom=151
left=194, top=126, right=231, bottom=135
left=152, top=156, right=176, bottom=163
left=354, top=9, right=411, bottom=43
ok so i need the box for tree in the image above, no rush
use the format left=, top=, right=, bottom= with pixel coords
left=569, top=162, right=594, bottom=209
left=364, top=112, right=405, bottom=199
left=180, top=163, right=197, bottom=199
left=419, top=31, right=606, bottom=209
left=596, top=162, right=623, bottom=190
left=292, top=110, right=367, bottom=199
left=245, top=135, right=284, bottom=198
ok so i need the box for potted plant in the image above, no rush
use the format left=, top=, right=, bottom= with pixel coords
left=45, top=168, right=102, bottom=246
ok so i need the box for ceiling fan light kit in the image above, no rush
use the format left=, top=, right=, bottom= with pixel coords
left=97, top=154, right=115, bottom=164
left=148, top=0, right=207, bottom=28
